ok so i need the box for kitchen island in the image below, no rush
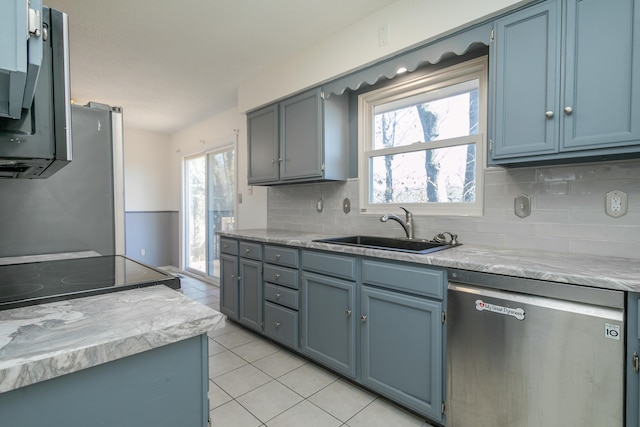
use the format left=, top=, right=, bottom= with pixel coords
left=0, top=285, right=224, bottom=427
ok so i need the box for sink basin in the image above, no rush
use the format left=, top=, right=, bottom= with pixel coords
left=313, top=235, right=460, bottom=254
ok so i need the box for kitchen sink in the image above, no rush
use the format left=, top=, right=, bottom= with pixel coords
left=312, top=235, right=460, bottom=254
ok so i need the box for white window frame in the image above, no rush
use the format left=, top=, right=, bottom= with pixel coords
left=357, top=56, right=487, bottom=217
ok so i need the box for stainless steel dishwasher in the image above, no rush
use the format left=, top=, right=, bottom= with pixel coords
left=446, top=269, right=625, bottom=427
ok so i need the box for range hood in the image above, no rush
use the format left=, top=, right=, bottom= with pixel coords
left=0, top=7, right=72, bottom=179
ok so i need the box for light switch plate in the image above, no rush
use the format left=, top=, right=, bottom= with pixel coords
left=515, top=194, right=531, bottom=218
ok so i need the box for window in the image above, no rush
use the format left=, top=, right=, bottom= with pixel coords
left=358, top=57, right=486, bottom=216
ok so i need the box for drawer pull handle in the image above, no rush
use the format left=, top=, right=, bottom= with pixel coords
left=275, top=293, right=281, bottom=299
left=275, top=274, right=281, bottom=280
left=275, top=322, right=281, bottom=328
left=360, top=315, right=367, bottom=322
left=346, top=309, right=352, bottom=316
left=276, top=254, right=281, bottom=260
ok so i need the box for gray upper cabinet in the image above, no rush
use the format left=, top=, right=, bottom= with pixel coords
left=562, top=0, right=640, bottom=151
left=491, top=0, right=560, bottom=159
left=247, top=104, right=279, bottom=183
left=491, top=0, right=640, bottom=165
left=247, top=88, right=348, bottom=185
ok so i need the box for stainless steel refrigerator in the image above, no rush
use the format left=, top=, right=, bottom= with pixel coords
left=0, top=103, right=124, bottom=257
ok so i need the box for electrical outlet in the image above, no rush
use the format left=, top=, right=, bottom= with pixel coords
left=605, top=190, right=628, bottom=218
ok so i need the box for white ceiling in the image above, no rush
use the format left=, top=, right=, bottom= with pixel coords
left=44, top=0, right=398, bottom=135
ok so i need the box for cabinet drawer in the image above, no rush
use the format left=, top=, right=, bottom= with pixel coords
left=362, top=260, right=444, bottom=300
left=302, top=251, right=356, bottom=281
left=239, top=241, right=262, bottom=260
left=220, top=238, right=238, bottom=256
left=264, top=245, right=299, bottom=268
left=263, top=264, right=299, bottom=289
left=264, top=283, right=299, bottom=310
left=264, top=302, right=299, bottom=349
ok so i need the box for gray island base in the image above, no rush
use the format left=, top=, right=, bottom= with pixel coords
left=0, top=285, right=224, bottom=427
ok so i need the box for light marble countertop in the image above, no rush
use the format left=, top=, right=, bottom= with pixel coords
left=0, top=285, right=224, bottom=394
left=219, top=229, right=640, bottom=292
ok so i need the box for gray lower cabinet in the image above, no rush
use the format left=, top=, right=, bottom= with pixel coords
left=627, top=293, right=640, bottom=427
left=361, top=286, right=443, bottom=423
left=301, top=251, right=357, bottom=378
left=220, top=238, right=263, bottom=333
left=238, top=241, right=263, bottom=332
left=361, top=259, right=445, bottom=423
left=0, top=335, right=210, bottom=427
left=263, top=245, right=300, bottom=349
left=491, top=0, right=640, bottom=165
left=220, top=239, right=239, bottom=320
left=301, top=271, right=357, bottom=378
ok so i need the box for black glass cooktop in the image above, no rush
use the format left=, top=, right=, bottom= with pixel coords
left=0, top=255, right=180, bottom=311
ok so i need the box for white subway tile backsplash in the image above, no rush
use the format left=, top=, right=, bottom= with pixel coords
left=266, top=160, right=640, bottom=258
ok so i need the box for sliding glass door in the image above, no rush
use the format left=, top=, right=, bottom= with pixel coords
left=184, top=145, right=236, bottom=279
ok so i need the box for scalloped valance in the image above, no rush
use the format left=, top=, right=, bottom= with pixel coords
left=323, top=22, right=492, bottom=98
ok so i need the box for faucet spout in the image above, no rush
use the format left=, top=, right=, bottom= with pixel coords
left=380, top=207, right=414, bottom=239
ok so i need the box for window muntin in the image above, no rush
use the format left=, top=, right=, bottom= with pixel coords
left=358, top=57, right=486, bottom=216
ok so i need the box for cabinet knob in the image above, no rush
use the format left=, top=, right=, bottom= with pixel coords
left=231, top=274, right=235, bottom=279
left=564, top=106, right=573, bottom=115
left=272, top=159, right=277, bottom=164
left=275, top=254, right=281, bottom=260
left=360, top=315, right=367, bottom=322
left=545, top=111, right=554, bottom=119
left=245, top=248, right=251, bottom=254
left=275, top=273, right=281, bottom=280
left=223, top=244, right=229, bottom=249
left=275, top=293, right=281, bottom=299
left=346, top=309, right=352, bottom=316
left=275, top=322, right=281, bottom=328
left=237, top=276, right=242, bottom=282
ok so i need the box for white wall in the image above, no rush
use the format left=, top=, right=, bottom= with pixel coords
left=123, top=128, right=176, bottom=211
left=169, top=107, right=268, bottom=230
left=238, top=0, right=527, bottom=112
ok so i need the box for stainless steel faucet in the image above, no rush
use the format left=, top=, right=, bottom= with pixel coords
left=380, top=207, right=414, bottom=239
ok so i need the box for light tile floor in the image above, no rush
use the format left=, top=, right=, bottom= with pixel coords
left=178, top=273, right=435, bottom=427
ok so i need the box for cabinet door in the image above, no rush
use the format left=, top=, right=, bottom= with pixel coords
left=238, top=258, right=263, bottom=332
left=626, top=293, right=640, bottom=427
left=361, top=286, right=443, bottom=423
left=247, top=104, right=279, bottom=184
left=491, top=0, right=561, bottom=160
left=280, top=88, right=323, bottom=181
left=562, top=0, right=640, bottom=150
left=301, top=271, right=356, bottom=378
left=220, top=253, right=239, bottom=320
